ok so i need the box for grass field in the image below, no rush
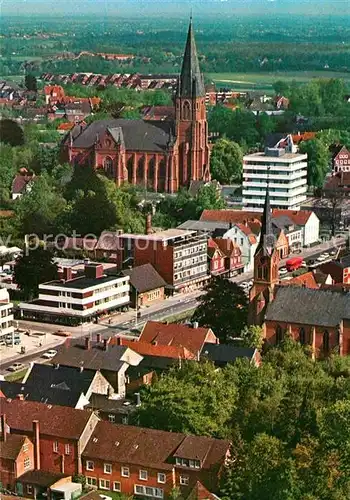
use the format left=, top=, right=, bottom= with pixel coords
left=207, top=71, right=350, bottom=93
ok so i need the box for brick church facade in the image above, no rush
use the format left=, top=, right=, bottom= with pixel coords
left=249, top=187, right=350, bottom=357
left=62, top=20, right=210, bottom=193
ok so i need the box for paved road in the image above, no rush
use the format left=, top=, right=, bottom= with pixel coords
left=0, top=236, right=346, bottom=373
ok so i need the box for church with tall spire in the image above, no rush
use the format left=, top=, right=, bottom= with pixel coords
left=64, top=18, right=211, bottom=193
left=248, top=183, right=280, bottom=325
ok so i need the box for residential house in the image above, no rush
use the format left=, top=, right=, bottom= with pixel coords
left=81, top=420, right=230, bottom=498
left=207, top=239, right=226, bottom=276
left=94, top=231, right=123, bottom=263
left=222, top=224, right=258, bottom=272
left=187, top=481, right=222, bottom=500
left=0, top=415, right=34, bottom=490
left=44, top=85, right=65, bottom=105
left=274, top=95, right=289, bottom=110
left=19, top=264, right=130, bottom=325
left=121, top=264, right=166, bottom=308
left=330, top=145, right=350, bottom=174
left=200, top=343, right=261, bottom=367
left=16, top=471, right=81, bottom=500
left=11, top=171, right=37, bottom=200
left=272, top=209, right=320, bottom=247
left=51, top=335, right=143, bottom=395
left=323, top=171, right=350, bottom=196
left=283, top=271, right=319, bottom=290
left=320, top=255, right=350, bottom=285
left=272, top=215, right=302, bottom=253
left=0, top=363, right=115, bottom=409
left=208, top=238, right=244, bottom=277
left=0, top=398, right=99, bottom=475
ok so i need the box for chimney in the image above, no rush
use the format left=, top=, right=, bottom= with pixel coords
left=96, top=333, right=101, bottom=343
left=85, top=337, right=91, bottom=350
left=1, top=414, right=7, bottom=442
left=192, top=321, right=199, bottom=329
left=115, top=336, right=122, bottom=346
left=33, top=420, right=40, bottom=470
left=103, top=338, right=109, bottom=351
left=135, top=393, right=141, bottom=407
left=62, top=267, right=72, bottom=282
left=145, top=213, right=152, bottom=235
left=85, top=263, right=104, bottom=280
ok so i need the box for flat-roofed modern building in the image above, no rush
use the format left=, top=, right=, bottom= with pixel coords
left=242, top=147, right=307, bottom=211
left=19, top=264, right=130, bottom=325
left=0, top=288, right=14, bottom=339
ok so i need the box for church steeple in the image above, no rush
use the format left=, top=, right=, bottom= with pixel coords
left=179, top=18, right=205, bottom=98
left=255, top=181, right=275, bottom=257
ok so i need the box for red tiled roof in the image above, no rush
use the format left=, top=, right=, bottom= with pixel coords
left=12, top=174, right=36, bottom=195
left=117, top=339, right=196, bottom=360
left=44, top=85, right=64, bottom=96
left=291, top=132, right=316, bottom=144
left=57, top=122, right=74, bottom=131
left=139, top=321, right=217, bottom=356
left=213, top=238, right=241, bottom=258
left=82, top=420, right=230, bottom=471
left=200, top=209, right=262, bottom=225
left=1, top=399, right=94, bottom=439
left=285, top=272, right=318, bottom=290
left=0, top=434, right=27, bottom=460
left=187, top=481, right=220, bottom=500
left=272, top=209, right=313, bottom=226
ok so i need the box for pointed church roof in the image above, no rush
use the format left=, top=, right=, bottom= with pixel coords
left=179, top=19, right=205, bottom=98
left=255, top=184, right=275, bottom=256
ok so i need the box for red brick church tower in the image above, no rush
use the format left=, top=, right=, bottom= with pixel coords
left=175, top=18, right=211, bottom=188
left=249, top=185, right=280, bottom=325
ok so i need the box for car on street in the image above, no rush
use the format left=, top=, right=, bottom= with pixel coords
left=42, top=349, right=57, bottom=359
left=317, top=255, right=325, bottom=262
left=54, top=330, right=72, bottom=337
left=279, top=267, right=288, bottom=276
left=7, top=362, right=25, bottom=372
left=301, top=261, right=308, bottom=268
left=320, top=252, right=330, bottom=259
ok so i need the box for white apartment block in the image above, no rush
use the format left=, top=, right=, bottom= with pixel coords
left=19, top=264, right=130, bottom=325
left=242, top=147, right=308, bottom=211
left=0, top=288, right=14, bottom=339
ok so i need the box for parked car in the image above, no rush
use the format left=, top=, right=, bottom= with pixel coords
left=54, top=330, right=71, bottom=337
left=7, top=362, right=25, bottom=372
left=301, top=261, right=308, bottom=268
left=279, top=267, right=288, bottom=276
left=42, top=349, right=57, bottom=359
left=5, top=333, right=21, bottom=345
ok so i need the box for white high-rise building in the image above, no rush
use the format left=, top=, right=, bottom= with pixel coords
left=0, top=288, right=14, bottom=339
left=242, top=144, right=308, bottom=212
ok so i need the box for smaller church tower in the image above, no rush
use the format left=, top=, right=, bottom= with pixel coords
left=249, top=183, right=280, bottom=325
left=175, top=18, right=210, bottom=189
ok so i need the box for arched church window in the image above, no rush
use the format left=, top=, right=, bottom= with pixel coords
left=104, top=156, right=114, bottom=177
left=183, top=101, right=191, bottom=120
left=299, top=327, right=306, bottom=345
left=276, top=325, right=283, bottom=344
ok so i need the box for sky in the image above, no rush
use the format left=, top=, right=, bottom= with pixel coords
left=1, top=0, right=349, bottom=16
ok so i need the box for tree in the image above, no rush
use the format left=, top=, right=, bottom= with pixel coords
left=299, top=139, right=330, bottom=188
left=0, top=119, right=24, bottom=146
left=14, top=246, right=58, bottom=299
left=133, top=361, right=236, bottom=438
left=240, top=325, right=264, bottom=350
left=192, top=276, right=248, bottom=342
left=273, top=80, right=290, bottom=96
left=210, top=138, right=243, bottom=184
left=24, top=74, right=37, bottom=92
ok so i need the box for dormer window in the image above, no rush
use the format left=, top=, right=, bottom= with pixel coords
left=175, top=457, right=201, bottom=469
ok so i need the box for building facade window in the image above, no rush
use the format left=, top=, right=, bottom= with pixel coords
left=299, top=327, right=306, bottom=345
left=53, top=441, right=58, bottom=453
left=323, top=330, right=330, bottom=352
left=24, top=457, right=31, bottom=470
left=86, top=477, right=97, bottom=487
left=108, top=414, right=116, bottom=423
left=104, top=463, right=112, bottom=474
left=134, top=485, right=163, bottom=498
left=121, top=466, right=130, bottom=477
left=65, top=444, right=70, bottom=455
left=180, top=475, right=189, bottom=486
left=113, top=482, right=121, bottom=492
left=86, top=460, right=94, bottom=471
left=27, top=485, right=33, bottom=494
left=99, top=479, right=110, bottom=490
left=157, top=473, right=166, bottom=484
left=139, top=469, right=148, bottom=481
left=104, top=156, right=114, bottom=177
left=276, top=325, right=283, bottom=344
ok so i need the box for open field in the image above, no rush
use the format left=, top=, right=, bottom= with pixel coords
left=207, top=71, right=350, bottom=93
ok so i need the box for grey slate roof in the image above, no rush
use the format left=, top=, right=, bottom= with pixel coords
left=52, top=339, right=128, bottom=372
left=265, top=286, right=350, bottom=326
left=121, top=263, right=166, bottom=293
left=201, top=343, right=256, bottom=365
left=177, top=220, right=230, bottom=232
left=71, top=118, right=174, bottom=152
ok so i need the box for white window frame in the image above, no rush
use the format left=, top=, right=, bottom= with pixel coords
left=24, top=457, right=31, bottom=470
left=86, top=460, right=94, bottom=471
left=53, top=441, right=58, bottom=453
left=99, top=479, right=110, bottom=490
left=121, top=466, right=130, bottom=477
left=113, top=481, right=121, bottom=492
left=139, top=469, right=148, bottom=481
left=86, top=477, right=97, bottom=487
left=157, top=473, right=166, bottom=484
left=65, top=444, right=70, bottom=455
left=108, top=414, right=116, bottom=423
left=27, top=485, right=33, bottom=494
left=104, top=463, right=112, bottom=474
left=134, top=485, right=163, bottom=498
left=180, top=475, right=189, bottom=486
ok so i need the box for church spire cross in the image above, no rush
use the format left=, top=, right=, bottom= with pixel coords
left=179, top=18, right=205, bottom=99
